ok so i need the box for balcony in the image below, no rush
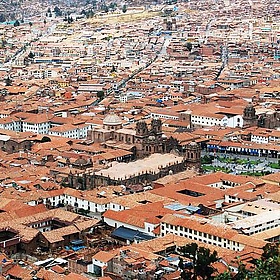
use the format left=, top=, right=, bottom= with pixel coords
left=0, top=236, right=21, bottom=248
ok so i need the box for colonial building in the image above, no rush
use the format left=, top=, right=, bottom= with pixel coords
left=134, top=119, right=164, bottom=158
left=77, top=114, right=201, bottom=188
left=243, top=103, right=258, bottom=128
left=88, top=113, right=201, bottom=161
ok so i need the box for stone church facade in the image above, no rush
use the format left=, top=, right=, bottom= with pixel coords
left=87, top=113, right=201, bottom=168
left=63, top=114, right=202, bottom=189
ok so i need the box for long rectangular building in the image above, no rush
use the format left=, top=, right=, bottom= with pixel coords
left=93, top=153, right=186, bottom=187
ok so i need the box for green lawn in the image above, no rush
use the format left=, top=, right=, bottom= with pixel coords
left=269, top=163, right=280, bottom=169
left=241, top=171, right=272, bottom=177
left=201, top=155, right=213, bottom=164
left=217, top=157, right=261, bottom=166
left=202, top=165, right=231, bottom=173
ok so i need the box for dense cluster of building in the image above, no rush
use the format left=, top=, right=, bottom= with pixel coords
left=0, top=0, right=279, bottom=279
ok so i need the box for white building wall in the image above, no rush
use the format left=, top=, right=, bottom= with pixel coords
left=150, top=113, right=179, bottom=120
left=49, top=125, right=91, bottom=139
left=22, top=121, right=50, bottom=134
left=226, top=115, right=244, bottom=128
left=251, top=135, right=269, bottom=144
left=191, top=115, right=223, bottom=127
left=40, top=193, right=108, bottom=216
left=109, top=202, right=127, bottom=211
left=161, top=222, right=244, bottom=251
left=0, top=120, right=21, bottom=131
left=104, top=217, right=154, bottom=236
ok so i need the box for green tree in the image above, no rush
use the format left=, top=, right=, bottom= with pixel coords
left=102, top=4, right=109, bottom=13
left=109, top=2, right=117, bottom=11
left=4, top=77, right=12, bottom=86
left=13, top=19, right=20, bottom=27
left=235, top=259, right=248, bottom=280
left=86, top=10, right=94, bottom=18
left=29, top=21, right=32, bottom=27
left=179, top=243, right=219, bottom=280
left=92, top=0, right=97, bottom=7
left=186, top=42, right=193, bottom=52
left=252, top=256, right=280, bottom=280
left=28, top=52, right=35, bottom=58
left=111, top=65, right=117, bottom=73
left=0, top=14, right=6, bottom=23
left=233, top=243, right=280, bottom=280
left=97, top=90, right=105, bottom=100
left=214, top=271, right=231, bottom=280
left=41, top=136, right=51, bottom=143
left=54, top=6, right=62, bottom=17
left=262, top=242, right=279, bottom=260
left=251, top=242, right=280, bottom=280
left=122, top=5, right=127, bottom=13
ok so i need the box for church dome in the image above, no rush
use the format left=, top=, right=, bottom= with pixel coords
left=189, top=141, right=198, bottom=146
left=74, top=157, right=88, bottom=165
left=103, top=113, right=122, bottom=126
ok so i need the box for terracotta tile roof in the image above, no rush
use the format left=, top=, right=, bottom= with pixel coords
left=262, top=172, right=280, bottom=184
left=104, top=201, right=174, bottom=228
left=191, top=171, right=264, bottom=186
left=65, top=272, right=89, bottom=280
left=6, top=264, right=32, bottom=280
left=161, top=270, right=181, bottom=280
left=50, top=265, right=65, bottom=274
left=110, top=192, right=173, bottom=209
left=161, top=214, right=266, bottom=249
left=225, top=182, right=279, bottom=200
left=36, top=268, right=64, bottom=280
left=18, top=209, right=77, bottom=225
left=74, top=219, right=100, bottom=231
left=7, top=203, right=47, bottom=219
left=42, top=225, right=79, bottom=244
left=0, top=206, right=97, bottom=244
left=92, top=251, right=118, bottom=263
left=150, top=180, right=224, bottom=207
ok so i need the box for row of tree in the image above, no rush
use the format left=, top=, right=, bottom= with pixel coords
left=101, top=3, right=127, bottom=13
left=178, top=242, right=279, bottom=279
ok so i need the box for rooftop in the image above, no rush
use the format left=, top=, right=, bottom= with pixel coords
left=95, top=153, right=184, bottom=180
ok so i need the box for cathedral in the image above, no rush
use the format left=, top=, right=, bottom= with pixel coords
left=87, top=113, right=201, bottom=170
left=243, top=103, right=280, bottom=129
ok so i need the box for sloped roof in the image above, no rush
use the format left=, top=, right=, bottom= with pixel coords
left=112, top=226, right=155, bottom=242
